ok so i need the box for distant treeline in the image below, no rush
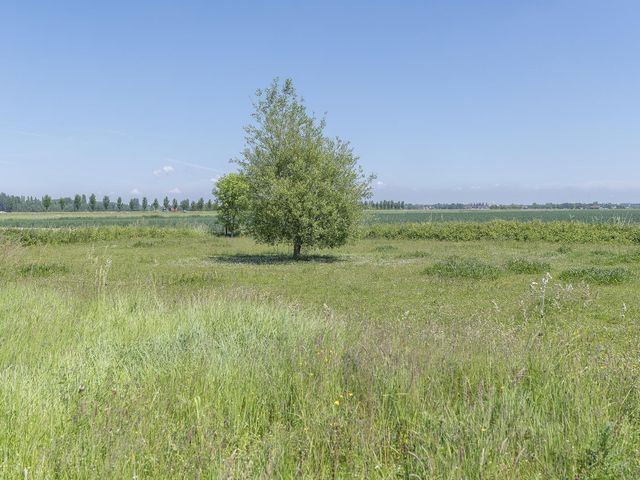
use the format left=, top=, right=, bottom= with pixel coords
left=363, top=200, right=407, bottom=209
left=488, top=202, right=639, bottom=210
left=364, top=200, right=640, bottom=210
left=2, top=192, right=639, bottom=213
left=0, top=192, right=214, bottom=212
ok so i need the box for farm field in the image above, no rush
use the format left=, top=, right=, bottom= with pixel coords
left=1, top=223, right=640, bottom=478
left=363, top=208, right=640, bottom=224
left=0, top=211, right=224, bottom=232
left=3, top=208, right=640, bottom=230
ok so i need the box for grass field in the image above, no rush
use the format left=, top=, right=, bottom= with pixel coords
left=1, top=223, right=640, bottom=477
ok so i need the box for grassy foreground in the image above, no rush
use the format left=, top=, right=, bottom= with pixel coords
left=1, top=227, right=640, bottom=478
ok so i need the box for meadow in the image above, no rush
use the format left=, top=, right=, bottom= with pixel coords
left=1, top=216, right=640, bottom=478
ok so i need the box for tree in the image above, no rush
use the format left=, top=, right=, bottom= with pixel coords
left=213, top=173, right=250, bottom=235
left=89, top=193, right=97, bottom=211
left=196, top=197, right=205, bottom=211
left=238, top=78, right=373, bottom=257
left=152, top=198, right=160, bottom=211
left=180, top=199, right=190, bottom=211
left=163, top=197, right=170, bottom=210
left=116, top=197, right=123, bottom=211
left=73, top=194, right=82, bottom=211
left=42, top=195, right=52, bottom=211
left=172, top=198, right=178, bottom=210
left=206, top=199, right=213, bottom=211
left=142, top=197, right=148, bottom=211
left=103, top=195, right=110, bottom=211
left=129, top=198, right=139, bottom=211
left=59, top=198, right=65, bottom=211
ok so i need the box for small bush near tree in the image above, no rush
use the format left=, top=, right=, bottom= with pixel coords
left=213, top=173, right=250, bottom=236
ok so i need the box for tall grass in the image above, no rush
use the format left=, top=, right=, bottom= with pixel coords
left=2, top=285, right=639, bottom=478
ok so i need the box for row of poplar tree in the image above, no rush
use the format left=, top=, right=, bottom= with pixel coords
left=0, top=192, right=213, bottom=212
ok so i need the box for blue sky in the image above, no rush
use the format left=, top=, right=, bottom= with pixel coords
left=1, top=0, right=639, bottom=203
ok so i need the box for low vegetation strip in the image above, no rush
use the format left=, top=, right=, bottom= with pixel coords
left=559, top=267, right=631, bottom=285
left=361, top=220, right=640, bottom=243
left=0, top=213, right=223, bottom=232
left=18, top=263, right=70, bottom=277
left=424, top=256, right=552, bottom=280
left=0, top=225, right=208, bottom=245
left=424, top=256, right=502, bottom=279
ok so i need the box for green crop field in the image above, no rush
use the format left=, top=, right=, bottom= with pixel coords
left=1, top=221, right=639, bottom=478
left=3, top=208, right=640, bottom=230
left=363, top=208, right=640, bottom=224
left=0, top=212, right=224, bottom=232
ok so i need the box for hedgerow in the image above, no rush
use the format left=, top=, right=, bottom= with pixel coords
left=0, top=226, right=207, bottom=246
left=360, top=221, right=640, bottom=244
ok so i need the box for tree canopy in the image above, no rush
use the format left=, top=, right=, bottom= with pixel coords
left=42, top=195, right=52, bottom=211
left=213, top=173, right=250, bottom=236
left=237, top=78, right=373, bottom=257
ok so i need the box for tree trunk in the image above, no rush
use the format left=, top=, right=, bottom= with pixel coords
left=293, top=241, right=302, bottom=259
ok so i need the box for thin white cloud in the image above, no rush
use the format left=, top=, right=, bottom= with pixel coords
left=168, top=187, right=181, bottom=194
left=130, top=188, right=141, bottom=195
left=4, top=128, right=72, bottom=140
left=376, top=180, right=384, bottom=186
left=566, top=181, right=640, bottom=190
left=89, top=128, right=128, bottom=137
left=153, top=165, right=175, bottom=176
left=169, top=158, right=221, bottom=173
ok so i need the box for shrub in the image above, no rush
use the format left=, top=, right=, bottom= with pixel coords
left=424, top=256, right=501, bottom=279
left=18, top=263, right=69, bottom=277
left=373, top=245, right=397, bottom=252
left=396, top=250, right=431, bottom=259
left=505, top=258, right=551, bottom=274
left=558, top=267, right=630, bottom=285
left=132, top=240, right=155, bottom=248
